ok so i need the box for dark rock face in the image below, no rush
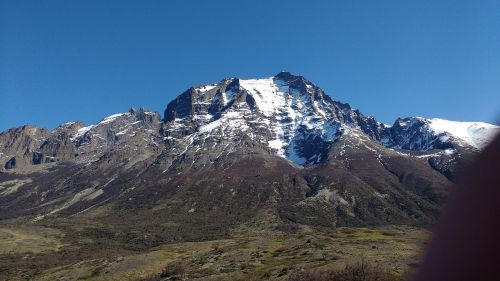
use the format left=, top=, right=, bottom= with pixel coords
left=380, top=117, right=448, bottom=151
left=31, top=152, right=44, bottom=164
left=4, top=157, right=15, bottom=169
left=164, top=88, right=196, bottom=122
left=0, top=72, right=497, bottom=238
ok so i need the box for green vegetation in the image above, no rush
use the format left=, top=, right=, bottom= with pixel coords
left=0, top=226, right=64, bottom=254
left=0, top=214, right=427, bottom=281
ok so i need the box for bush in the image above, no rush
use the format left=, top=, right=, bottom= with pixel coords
left=287, top=259, right=399, bottom=281
left=159, top=259, right=190, bottom=280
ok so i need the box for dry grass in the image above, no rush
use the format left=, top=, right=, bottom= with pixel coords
left=287, top=259, right=400, bottom=281
left=0, top=227, right=64, bottom=254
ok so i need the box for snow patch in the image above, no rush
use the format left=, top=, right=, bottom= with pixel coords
left=428, top=118, right=499, bottom=149
left=195, top=84, right=216, bottom=94
left=71, top=125, right=95, bottom=140
left=99, top=113, right=127, bottom=124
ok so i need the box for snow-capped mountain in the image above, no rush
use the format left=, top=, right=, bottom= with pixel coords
left=0, top=72, right=498, bottom=230
left=155, top=71, right=497, bottom=169
left=160, top=71, right=383, bottom=167
left=381, top=117, right=499, bottom=151
left=3, top=72, right=496, bottom=172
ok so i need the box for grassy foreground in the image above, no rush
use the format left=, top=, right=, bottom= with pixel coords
left=0, top=222, right=427, bottom=281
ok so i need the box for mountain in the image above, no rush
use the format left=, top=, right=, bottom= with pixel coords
left=0, top=72, right=498, bottom=243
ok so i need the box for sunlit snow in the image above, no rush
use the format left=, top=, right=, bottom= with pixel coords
left=428, top=118, right=499, bottom=149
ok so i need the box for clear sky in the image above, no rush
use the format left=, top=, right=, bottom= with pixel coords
left=1, top=0, right=499, bottom=131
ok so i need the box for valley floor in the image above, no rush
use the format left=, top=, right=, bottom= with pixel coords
left=0, top=222, right=428, bottom=281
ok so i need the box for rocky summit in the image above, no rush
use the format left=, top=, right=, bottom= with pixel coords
left=0, top=72, right=499, bottom=237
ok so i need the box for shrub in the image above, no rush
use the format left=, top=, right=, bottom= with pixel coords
left=287, top=259, right=399, bottom=281
left=159, top=259, right=190, bottom=280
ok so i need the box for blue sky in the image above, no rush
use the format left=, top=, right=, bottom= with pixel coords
left=1, top=0, right=499, bottom=131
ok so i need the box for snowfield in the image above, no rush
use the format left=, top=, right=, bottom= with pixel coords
left=428, top=118, right=499, bottom=149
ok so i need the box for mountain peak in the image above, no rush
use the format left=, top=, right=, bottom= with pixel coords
left=160, top=73, right=378, bottom=165
left=274, top=71, right=299, bottom=80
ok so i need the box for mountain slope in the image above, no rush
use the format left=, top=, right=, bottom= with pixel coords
left=0, top=72, right=498, bottom=241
